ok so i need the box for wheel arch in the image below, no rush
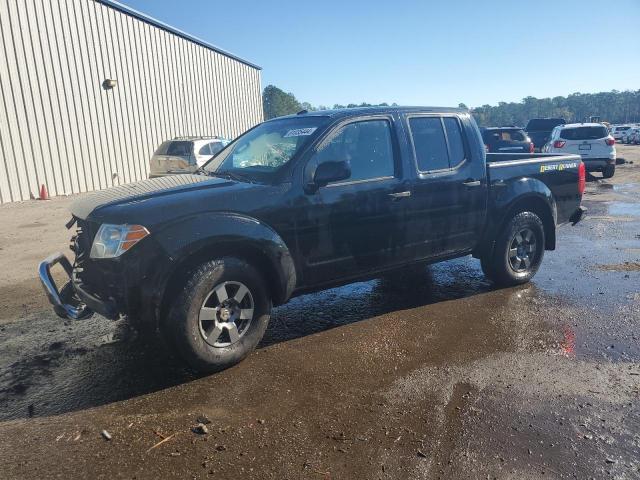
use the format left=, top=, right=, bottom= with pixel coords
left=153, top=213, right=296, bottom=325
left=479, top=183, right=557, bottom=259
left=500, top=194, right=556, bottom=250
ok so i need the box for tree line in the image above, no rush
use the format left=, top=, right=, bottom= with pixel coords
left=470, top=90, right=640, bottom=127
left=263, top=85, right=640, bottom=126
left=262, top=85, right=397, bottom=120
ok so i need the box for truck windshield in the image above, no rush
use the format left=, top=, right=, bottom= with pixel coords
left=204, top=117, right=329, bottom=180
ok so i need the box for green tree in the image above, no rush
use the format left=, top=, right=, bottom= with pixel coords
left=471, top=90, right=640, bottom=127
left=262, top=85, right=302, bottom=120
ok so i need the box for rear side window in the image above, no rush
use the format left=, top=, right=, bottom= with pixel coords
left=443, top=117, right=466, bottom=166
left=560, top=126, right=608, bottom=140
left=198, top=143, right=212, bottom=155
left=166, top=141, right=192, bottom=156
left=409, top=117, right=449, bottom=171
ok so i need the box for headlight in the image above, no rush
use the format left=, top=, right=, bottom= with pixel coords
left=90, top=224, right=150, bottom=259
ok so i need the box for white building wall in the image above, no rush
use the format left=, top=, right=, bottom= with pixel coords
left=0, top=0, right=263, bottom=203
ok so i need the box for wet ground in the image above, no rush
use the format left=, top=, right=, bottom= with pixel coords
left=0, top=146, right=639, bottom=479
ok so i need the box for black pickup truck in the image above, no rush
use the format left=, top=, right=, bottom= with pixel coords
left=40, top=107, right=586, bottom=372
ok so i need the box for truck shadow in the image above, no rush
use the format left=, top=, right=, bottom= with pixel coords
left=0, top=257, right=502, bottom=421
left=262, top=258, right=494, bottom=347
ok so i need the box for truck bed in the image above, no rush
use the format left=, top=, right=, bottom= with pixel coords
left=486, top=152, right=583, bottom=225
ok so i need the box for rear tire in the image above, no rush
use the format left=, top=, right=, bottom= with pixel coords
left=481, top=211, right=545, bottom=286
left=164, top=257, right=271, bottom=373
left=603, top=164, right=615, bottom=179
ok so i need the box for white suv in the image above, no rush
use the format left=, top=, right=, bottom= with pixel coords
left=543, top=123, right=616, bottom=178
left=149, top=136, right=230, bottom=178
left=610, top=125, right=632, bottom=141
left=621, top=126, right=640, bottom=144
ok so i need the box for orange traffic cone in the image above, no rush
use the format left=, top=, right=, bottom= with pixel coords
left=38, top=184, right=50, bottom=200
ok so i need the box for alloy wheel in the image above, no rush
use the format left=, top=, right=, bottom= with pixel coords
left=198, top=281, right=254, bottom=347
left=508, top=228, right=537, bottom=272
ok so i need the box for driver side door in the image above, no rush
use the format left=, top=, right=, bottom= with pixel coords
left=296, top=116, right=410, bottom=287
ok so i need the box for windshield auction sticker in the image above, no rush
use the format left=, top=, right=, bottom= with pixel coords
left=284, top=127, right=317, bottom=138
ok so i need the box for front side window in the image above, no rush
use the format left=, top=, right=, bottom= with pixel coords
left=205, top=117, right=328, bottom=180
left=314, top=119, right=394, bottom=182
left=409, top=117, right=450, bottom=171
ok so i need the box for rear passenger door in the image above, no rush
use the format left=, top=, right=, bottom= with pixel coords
left=404, top=115, right=487, bottom=259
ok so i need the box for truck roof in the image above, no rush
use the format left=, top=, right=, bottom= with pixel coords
left=273, top=106, right=467, bottom=121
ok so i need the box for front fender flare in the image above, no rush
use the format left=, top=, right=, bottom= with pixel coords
left=155, top=212, right=296, bottom=306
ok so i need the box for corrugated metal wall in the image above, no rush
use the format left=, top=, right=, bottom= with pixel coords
left=0, top=0, right=263, bottom=203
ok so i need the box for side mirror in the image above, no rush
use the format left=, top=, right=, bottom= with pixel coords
left=311, top=161, right=351, bottom=190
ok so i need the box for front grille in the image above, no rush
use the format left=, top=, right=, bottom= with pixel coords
left=69, top=218, right=95, bottom=265
left=68, top=218, right=102, bottom=291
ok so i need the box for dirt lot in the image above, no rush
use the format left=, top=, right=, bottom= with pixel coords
left=0, top=146, right=639, bottom=479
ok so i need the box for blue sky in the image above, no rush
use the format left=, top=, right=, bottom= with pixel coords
left=120, top=0, right=639, bottom=108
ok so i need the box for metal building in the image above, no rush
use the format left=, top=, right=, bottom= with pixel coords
left=0, top=0, right=263, bottom=203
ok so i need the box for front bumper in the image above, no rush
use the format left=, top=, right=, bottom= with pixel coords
left=39, top=252, right=118, bottom=320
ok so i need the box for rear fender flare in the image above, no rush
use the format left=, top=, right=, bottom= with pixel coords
left=481, top=178, right=557, bottom=256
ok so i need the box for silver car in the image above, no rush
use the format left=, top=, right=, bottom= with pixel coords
left=149, top=136, right=230, bottom=178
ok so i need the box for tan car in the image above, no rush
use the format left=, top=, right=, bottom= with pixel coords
left=149, top=136, right=230, bottom=178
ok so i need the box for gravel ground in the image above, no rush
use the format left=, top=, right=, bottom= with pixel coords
left=0, top=145, right=638, bottom=479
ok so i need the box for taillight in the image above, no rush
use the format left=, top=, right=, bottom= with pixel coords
left=529, top=143, right=534, bottom=153
left=553, top=140, right=566, bottom=148
left=605, top=137, right=615, bottom=146
left=578, top=162, right=585, bottom=195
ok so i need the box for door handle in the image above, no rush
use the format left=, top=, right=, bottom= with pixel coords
left=463, top=180, right=481, bottom=187
left=388, top=191, right=411, bottom=199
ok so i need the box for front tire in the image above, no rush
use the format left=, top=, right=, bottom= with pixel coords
left=603, top=164, right=615, bottom=179
left=165, top=257, right=271, bottom=373
left=481, top=211, right=545, bottom=286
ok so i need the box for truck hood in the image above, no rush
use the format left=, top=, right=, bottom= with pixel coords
left=70, top=174, right=238, bottom=220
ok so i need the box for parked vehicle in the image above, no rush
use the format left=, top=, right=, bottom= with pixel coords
left=525, top=118, right=566, bottom=152
left=481, top=127, right=534, bottom=153
left=632, top=129, right=640, bottom=145
left=610, top=125, right=632, bottom=141
left=543, top=123, right=616, bottom=178
left=39, top=107, right=586, bottom=372
left=149, top=136, right=230, bottom=178
left=621, top=127, right=640, bottom=144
